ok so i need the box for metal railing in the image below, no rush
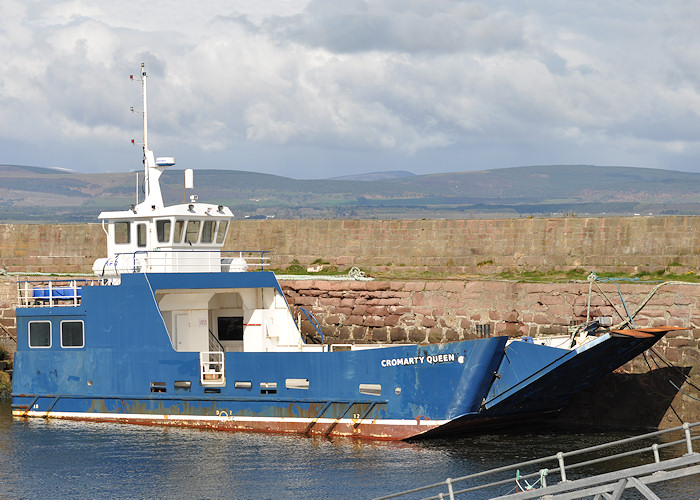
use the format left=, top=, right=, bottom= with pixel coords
left=208, top=330, right=225, bottom=352
left=17, top=279, right=100, bottom=307
left=93, top=249, right=271, bottom=277
left=135, top=249, right=270, bottom=273
left=375, top=422, right=700, bottom=500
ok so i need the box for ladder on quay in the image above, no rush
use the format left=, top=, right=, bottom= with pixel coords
left=374, top=421, right=700, bottom=500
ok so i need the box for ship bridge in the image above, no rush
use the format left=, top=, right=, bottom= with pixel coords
left=94, top=192, right=238, bottom=277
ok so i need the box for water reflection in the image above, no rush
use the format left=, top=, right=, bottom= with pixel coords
left=1, top=403, right=697, bottom=499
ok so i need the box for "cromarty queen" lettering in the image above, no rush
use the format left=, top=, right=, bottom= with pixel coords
left=380, top=353, right=456, bottom=367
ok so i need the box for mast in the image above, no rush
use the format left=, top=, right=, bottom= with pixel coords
left=141, top=63, right=148, bottom=155
left=133, top=62, right=171, bottom=210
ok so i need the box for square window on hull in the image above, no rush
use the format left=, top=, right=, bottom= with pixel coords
left=29, top=321, right=51, bottom=348
left=61, top=320, right=84, bottom=348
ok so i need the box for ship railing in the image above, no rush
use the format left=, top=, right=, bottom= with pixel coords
left=200, top=351, right=226, bottom=386
left=102, top=249, right=271, bottom=275
left=374, top=421, right=700, bottom=500
left=17, top=278, right=101, bottom=307
left=208, top=330, right=225, bottom=353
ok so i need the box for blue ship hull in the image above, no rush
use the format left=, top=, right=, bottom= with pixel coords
left=12, top=272, right=514, bottom=440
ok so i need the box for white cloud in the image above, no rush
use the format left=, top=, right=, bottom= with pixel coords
left=1, top=0, right=700, bottom=176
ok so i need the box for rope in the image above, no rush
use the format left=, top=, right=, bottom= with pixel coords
left=649, top=348, right=700, bottom=393
left=610, top=280, right=691, bottom=330
left=514, top=469, right=546, bottom=492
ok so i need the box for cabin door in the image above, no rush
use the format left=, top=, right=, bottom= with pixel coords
left=173, top=313, right=188, bottom=351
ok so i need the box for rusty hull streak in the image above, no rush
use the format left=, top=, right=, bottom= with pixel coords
left=30, top=411, right=436, bottom=441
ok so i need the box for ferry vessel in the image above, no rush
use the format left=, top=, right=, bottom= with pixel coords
left=11, top=65, right=680, bottom=440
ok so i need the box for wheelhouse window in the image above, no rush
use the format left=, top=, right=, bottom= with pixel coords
left=173, top=220, right=185, bottom=243
left=215, top=221, right=228, bottom=244
left=201, top=221, right=215, bottom=243
left=61, top=321, right=84, bottom=348
left=114, top=222, right=130, bottom=244
left=137, top=223, right=147, bottom=248
left=156, top=219, right=171, bottom=243
left=184, top=221, right=200, bottom=244
left=29, top=321, right=51, bottom=348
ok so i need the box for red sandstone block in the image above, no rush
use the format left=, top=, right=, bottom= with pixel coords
left=636, top=309, right=666, bottom=318
left=680, top=347, right=700, bottom=363
left=432, top=309, right=445, bottom=318
left=412, top=293, right=426, bottom=307
left=392, top=328, right=409, bottom=342
left=414, top=307, right=433, bottom=316
left=323, top=314, right=341, bottom=325
left=552, top=316, right=573, bottom=326
left=352, top=305, right=368, bottom=315
left=367, top=306, right=387, bottom=316
left=427, top=295, right=446, bottom=308
left=348, top=281, right=369, bottom=291
left=537, top=294, right=565, bottom=306
left=673, top=296, right=694, bottom=306
left=443, top=281, right=465, bottom=293
left=481, top=282, right=505, bottom=293
left=403, top=282, right=424, bottom=292
left=365, top=316, right=384, bottom=327
left=488, top=311, right=500, bottom=321
left=371, top=327, right=389, bottom=342
left=331, top=307, right=353, bottom=316
left=421, top=317, right=437, bottom=328
left=384, top=315, right=401, bottom=327
left=668, top=338, right=694, bottom=348
left=447, top=297, right=465, bottom=309
left=664, top=329, right=691, bottom=339
left=445, top=329, right=460, bottom=342
left=366, top=281, right=390, bottom=292
left=669, top=318, right=687, bottom=328
left=378, top=298, right=400, bottom=306
left=546, top=305, right=574, bottom=317
left=669, top=308, right=692, bottom=319
left=389, top=307, right=411, bottom=314
left=464, top=282, right=483, bottom=292
left=293, top=297, right=316, bottom=306
left=336, top=256, right=354, bottom=266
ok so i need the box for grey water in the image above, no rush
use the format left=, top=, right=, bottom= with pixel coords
left=0, top=403, right=697, bottom=499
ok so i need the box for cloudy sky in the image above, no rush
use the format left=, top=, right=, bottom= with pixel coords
left=1, top=0, right=700, bottom=179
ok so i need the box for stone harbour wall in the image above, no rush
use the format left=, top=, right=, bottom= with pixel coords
left=2, top=215, right=700, bottom=274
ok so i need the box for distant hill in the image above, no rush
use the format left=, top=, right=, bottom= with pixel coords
left=0, top=163, right=699, bottom=222
left=328, top=171, right=416, bottom=181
